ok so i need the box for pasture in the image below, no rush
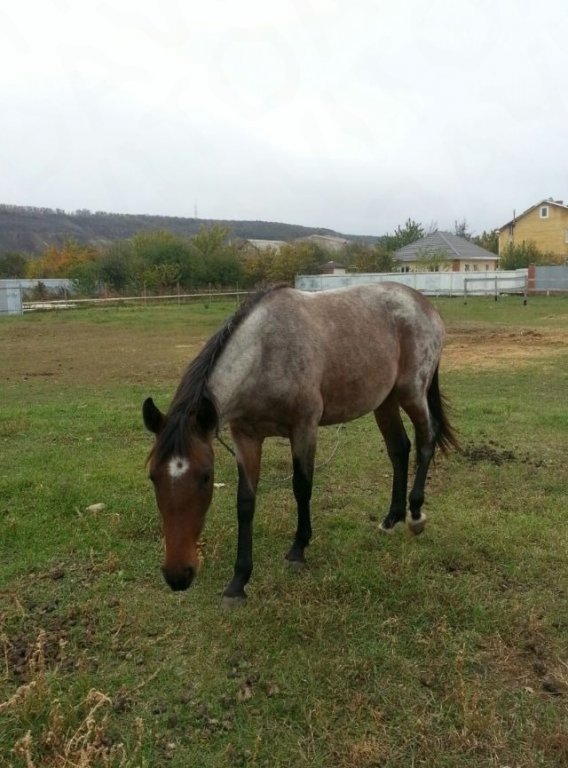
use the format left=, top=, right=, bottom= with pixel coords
left=1, top=295, right=567, bottom=767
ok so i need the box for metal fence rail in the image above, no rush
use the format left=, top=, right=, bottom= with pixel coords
left=22, top=290, right=250, bottom=312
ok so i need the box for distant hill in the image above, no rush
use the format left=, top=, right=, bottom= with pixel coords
left=0, top=204, right=379, bottom=255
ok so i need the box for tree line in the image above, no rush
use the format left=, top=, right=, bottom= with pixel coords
left=0, top=221, right=425, bottom=293
left=1, top=218, right=556, bottom=292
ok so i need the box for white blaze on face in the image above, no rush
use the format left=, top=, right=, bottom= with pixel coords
left=168, top=456, right=190, bottom=480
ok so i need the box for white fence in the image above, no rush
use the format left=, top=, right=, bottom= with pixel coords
left=295, top=269, right=528, bottom=296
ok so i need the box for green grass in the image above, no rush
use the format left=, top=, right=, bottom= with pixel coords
left=1, top=297, right=567, bottom=767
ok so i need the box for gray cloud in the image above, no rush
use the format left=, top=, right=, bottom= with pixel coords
left=1, top=0, right=566, bottom=236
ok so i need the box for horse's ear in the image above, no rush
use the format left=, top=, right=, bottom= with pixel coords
left=143, top=397, right=166, bottom=435
left=195, top=394, right=218, bottom=435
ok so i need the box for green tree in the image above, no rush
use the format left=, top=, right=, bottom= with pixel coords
left=265, top=242, right=325, bottom=284
left=186, top=225, right=243, bottom=287
left=499, top=241, right=557, bottom=269
left=186, top=225, right=237, bottom=287
left=342, top=242, right=394, bottom=272
left=453, top=218, right=472, bottom=240
left=385, top=219, right=424, bottom=251
left=0, top=252, right=27, bottom=277
left=472, top=229, right=499, bottom=254
left=129, top=230, right=196, bottom=290
left=99, top=241, right=135, bottom=293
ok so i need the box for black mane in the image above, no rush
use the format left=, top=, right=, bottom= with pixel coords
left=154, top=285, right=287, bottom=463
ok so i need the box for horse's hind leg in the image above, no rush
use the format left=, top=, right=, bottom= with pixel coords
left=374, top=393, right=411, bottom=532
left=402, top=397, right=437, bottom=535
left=285, top=425, right=317, bottom=567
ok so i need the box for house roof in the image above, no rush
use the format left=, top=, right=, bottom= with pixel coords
left=498, top=198, right=568, bottom=230
left=248, top=239, right=286, bottom=251
left=393, top=231, right=499, bottom=263
left=319, top=260, right=346, bottom=272
left=296, top=234, right=348, bottom=247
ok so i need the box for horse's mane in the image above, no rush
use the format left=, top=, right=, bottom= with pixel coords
left=153, top=285, right=287, bottom=463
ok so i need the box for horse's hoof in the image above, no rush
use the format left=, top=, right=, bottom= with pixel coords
left=286, top=559, right=306, bottom=572
left=407, top=512, right=427, bottom=535
left=379, top=522, right=395, bottom=534
left=221, top=595, right=247, bottom=611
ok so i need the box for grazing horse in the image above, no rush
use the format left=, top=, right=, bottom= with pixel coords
left=143, top=283, right=457, bottom=605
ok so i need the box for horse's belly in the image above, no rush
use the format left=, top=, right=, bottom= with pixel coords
left=319, top=376, right=394, bottom=425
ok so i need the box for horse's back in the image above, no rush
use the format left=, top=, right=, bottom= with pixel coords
left=211, top=283, right=445, bottom=429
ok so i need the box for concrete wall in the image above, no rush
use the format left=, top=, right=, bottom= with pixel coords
left=295, top=270, right=527, bottom=296
left=0, top=279, right=74, bottom=314
left=0, top=285, right=23, bottom=315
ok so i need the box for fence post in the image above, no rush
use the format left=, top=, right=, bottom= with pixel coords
left=463, top=279, right=468, bottom=304
left=494, top=274, right=498, bottom=301
left=527, top=264, right=536, bottom=296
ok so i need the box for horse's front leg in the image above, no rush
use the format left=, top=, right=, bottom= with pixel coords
left=285, top=425, right=317, bottom=567
left=222, top=429, right=263, bottom=607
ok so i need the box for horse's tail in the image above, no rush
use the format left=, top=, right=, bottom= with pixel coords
left=427, top=366, right=459, bottom=454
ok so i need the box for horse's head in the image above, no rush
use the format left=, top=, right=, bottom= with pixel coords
left=142, top=396, right=216, bottom=591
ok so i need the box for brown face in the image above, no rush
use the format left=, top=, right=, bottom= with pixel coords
left=143, top=398, right=215, bottom=591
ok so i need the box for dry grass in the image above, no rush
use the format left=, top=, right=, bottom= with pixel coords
left=2, top=631, right=145, bottom=767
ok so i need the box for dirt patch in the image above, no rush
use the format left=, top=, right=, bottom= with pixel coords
left=459, top=441, right=547, bottom=467
left=443, top=327, right=568, bottom=370
left=460, top=443, right=517, bottom=466
left=0, top=321, right=205, bottom=387
left=3, top=597, right=101, bottom=683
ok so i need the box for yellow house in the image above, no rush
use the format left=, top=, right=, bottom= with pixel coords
left=498, top=198, right=568, bottom=259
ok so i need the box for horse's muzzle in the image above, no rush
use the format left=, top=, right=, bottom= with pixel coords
left=162, top=566, right=195, bottom=592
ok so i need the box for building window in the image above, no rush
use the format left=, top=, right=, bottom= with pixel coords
left=540, top=206, right=549, bottom=218
left=485, top=264, right=490, bottom=270
left=464, top=264, right=470, bottom=272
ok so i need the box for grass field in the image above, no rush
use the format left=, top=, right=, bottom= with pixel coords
left=1, top=295, right=567, bottom=767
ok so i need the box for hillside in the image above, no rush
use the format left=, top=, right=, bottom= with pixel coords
left=0, top=205, right=378, bottom=255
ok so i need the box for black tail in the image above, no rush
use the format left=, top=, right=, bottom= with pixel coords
left=427, top=366, right=459, bottom=454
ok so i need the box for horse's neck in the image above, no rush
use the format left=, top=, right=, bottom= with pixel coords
left=208, top=335, right=257, bottom=426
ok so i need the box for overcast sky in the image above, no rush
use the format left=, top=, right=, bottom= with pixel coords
left=1, top=0, right=566, bottom=237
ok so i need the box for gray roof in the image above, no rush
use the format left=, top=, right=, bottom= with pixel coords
left=393, top=231, right=499, bottom=263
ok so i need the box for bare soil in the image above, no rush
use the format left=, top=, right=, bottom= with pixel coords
left=3, top=316, right=568, bottom=389
left=443, top=326, right=568, bottom=370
